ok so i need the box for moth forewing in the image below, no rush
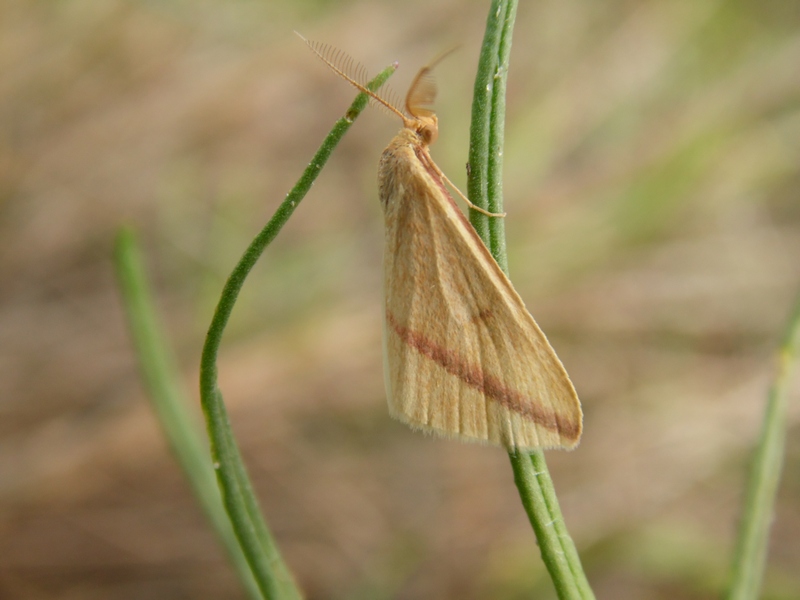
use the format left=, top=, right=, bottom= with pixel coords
left=379, top=131, right=581, bottom=450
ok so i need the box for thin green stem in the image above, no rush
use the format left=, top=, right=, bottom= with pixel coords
left=509, top=452, right=594, bottom=599
left=727, top=291, right=800, bottom=600
left=197, top=65, right=396, bottom=600
left=485, top=0, right=514, bottom=272
left=467, top=0, right=504, bottom=243
left=113, top=227, right=262, bottom=600
left=468, top=2, right=594, bottom=598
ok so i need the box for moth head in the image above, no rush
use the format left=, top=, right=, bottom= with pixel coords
left=414, top=114, right=439, bottom=146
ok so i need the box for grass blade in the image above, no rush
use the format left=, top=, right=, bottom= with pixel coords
left=727, top=291, right=800, bottom=600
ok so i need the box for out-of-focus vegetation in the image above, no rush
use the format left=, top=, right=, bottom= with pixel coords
left=1, top=1, right=798, bottom=598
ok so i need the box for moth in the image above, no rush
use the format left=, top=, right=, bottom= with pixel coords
left=300, top=37, right=582, bottom=450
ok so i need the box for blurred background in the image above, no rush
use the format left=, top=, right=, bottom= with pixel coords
left=1, top=0, right=799, bottom=598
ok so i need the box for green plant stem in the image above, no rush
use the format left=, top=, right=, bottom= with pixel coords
left=197, top=65, right=396, bottom=600
left=727, top=291, right=800, bottom=600
left=467, top=0, right=504, bottom=247
left=468, top=2, right=594, bottom=598
left=509, top=452, right=593, bottom=599
left=113, top=227, right=262, bottom=600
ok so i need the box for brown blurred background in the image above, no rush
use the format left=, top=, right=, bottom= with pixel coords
left=1, top=1, right=799, bottom=598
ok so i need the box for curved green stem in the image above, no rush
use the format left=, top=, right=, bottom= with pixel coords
left=198, top=65, right=396, bottom=600
left=114, top=227, right=262, bottom=600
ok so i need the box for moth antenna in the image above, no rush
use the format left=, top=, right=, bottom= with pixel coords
left=405, top=46, right=459, bottom=118
left=377, top=85, right=407, bottom=120
left=406, top=66, right=437, bottom=118
left=296, top=32, right=408, bottom=124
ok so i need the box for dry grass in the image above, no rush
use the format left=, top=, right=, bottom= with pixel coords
left=1, top=1, right=799, bottom=598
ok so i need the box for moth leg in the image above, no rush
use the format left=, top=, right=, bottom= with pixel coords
left=436, top=163, right=507, bottom=218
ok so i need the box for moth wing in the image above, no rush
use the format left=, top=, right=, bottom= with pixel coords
left=381, top=145, right=582, bottom=450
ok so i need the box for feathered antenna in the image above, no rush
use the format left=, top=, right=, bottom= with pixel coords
left=296, top=32, right=410, bottom=125
left=405, top=47, right=457, bottom=118
left=298, top=35, right=502, bottom=218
